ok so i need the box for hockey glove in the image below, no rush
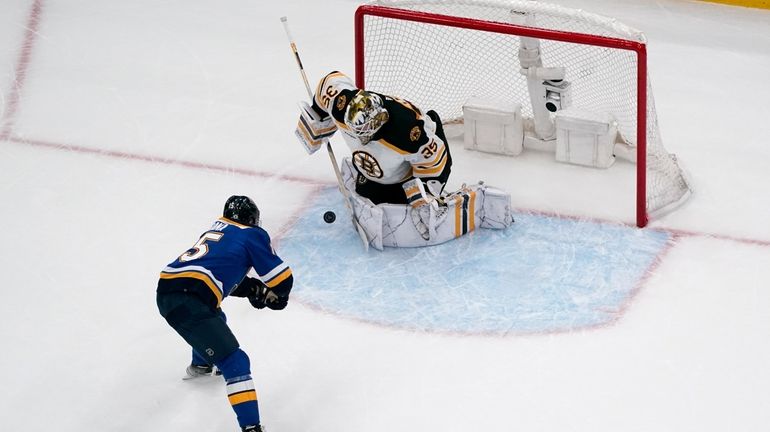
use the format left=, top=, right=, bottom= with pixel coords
left=248, top=288, right=268, bottom=309
left=249, top=287, right=290, bottom=310
left=296, top=101, right=337, bottom=155
left=231, top=277, right=266, bottom=298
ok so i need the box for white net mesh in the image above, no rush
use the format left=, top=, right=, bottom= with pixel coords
left=359, top=0, right=691, bottom=223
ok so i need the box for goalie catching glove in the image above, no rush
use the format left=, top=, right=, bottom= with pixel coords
left=231, top=276, right=291, bottom=310
left=295, top=101, right=337, bottom=155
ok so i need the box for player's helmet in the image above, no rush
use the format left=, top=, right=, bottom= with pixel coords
left=345, top=91, right=389, bottom=142
left=223, top=195, right=260, bottom=227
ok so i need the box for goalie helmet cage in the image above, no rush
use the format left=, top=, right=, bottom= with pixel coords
left=354, top=0, right=691, bottom=227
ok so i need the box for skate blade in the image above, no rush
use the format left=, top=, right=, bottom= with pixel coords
left=182, top=370, right=222, bottom=381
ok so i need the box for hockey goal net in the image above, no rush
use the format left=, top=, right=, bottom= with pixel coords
left=355, top=0, right=691, bottom=227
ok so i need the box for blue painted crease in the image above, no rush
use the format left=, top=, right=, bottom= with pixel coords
left=280, top=187, right=671, bottom=335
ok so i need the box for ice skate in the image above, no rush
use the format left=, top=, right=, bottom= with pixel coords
left=183, top=364, right=221, bottom=380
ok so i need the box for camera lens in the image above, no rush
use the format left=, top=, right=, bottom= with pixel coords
left=545, top=90, right=561, bottom=112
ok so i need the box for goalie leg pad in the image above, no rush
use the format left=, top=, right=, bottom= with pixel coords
left=446, top=188, right=477, bottom=237
left=339, top=158, right=512, bottom=248
left=384, top=183, right=512, bottom=247
left=410, top=205, right=431, bottom=241
left=340, top=158, right=385, bottom=250
left=472, top=184, right=514, bottom=229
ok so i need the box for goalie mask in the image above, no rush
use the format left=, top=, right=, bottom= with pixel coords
left=344, top=91, right=389, bottom=142
left=223, top=195, right=260, bottom=227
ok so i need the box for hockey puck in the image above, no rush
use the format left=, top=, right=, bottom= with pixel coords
left=323, top=211, right=336, bottom=224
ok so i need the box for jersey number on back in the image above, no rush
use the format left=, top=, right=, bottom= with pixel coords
left=421, top=140, right=438, bottom=159
left=179, top=232, right=224, bottom=262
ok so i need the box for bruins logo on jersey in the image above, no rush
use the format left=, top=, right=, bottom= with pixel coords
left=336, top=94, right=347, bottom=111
left=352, top=150, right=383, bottom=179
left=410, top=126, right=421, bottom=142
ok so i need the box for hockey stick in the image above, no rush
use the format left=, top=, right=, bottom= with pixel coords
left=281, top=16, right=370, bottom=252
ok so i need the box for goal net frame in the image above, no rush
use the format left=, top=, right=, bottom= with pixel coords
left=354, top=1, right=686, bottom=228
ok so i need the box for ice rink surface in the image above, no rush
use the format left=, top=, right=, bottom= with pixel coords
left=1, top=0, right=769, bottom=431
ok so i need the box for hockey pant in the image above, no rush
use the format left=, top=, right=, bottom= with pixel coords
left=157, top=279, right=260, bottom=428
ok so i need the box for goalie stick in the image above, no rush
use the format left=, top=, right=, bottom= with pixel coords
left=281, top=16, right=370, bottom=252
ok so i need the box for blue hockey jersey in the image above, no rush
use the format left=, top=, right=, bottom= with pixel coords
left=160, top=217, right=292, bottom=307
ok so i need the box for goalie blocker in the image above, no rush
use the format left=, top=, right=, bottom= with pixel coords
left=339, top=158, right=513, bottom=250
left=295, top=101, right=337, bottom=154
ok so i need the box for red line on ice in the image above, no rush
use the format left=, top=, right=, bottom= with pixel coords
left=1, top=0, right=767, bottom=338
left=0, top=0, right=44, bottom=140
left=7, top=135, right=330, bottom=187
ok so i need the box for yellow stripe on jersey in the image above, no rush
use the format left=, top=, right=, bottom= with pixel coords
left=414, top=160, right=447, bottom=176
left=264, top=267, right=292, bottom=288
left=314, top=72, right=348, bottom=110
left=414, top=148, right=448, bottom=176
left=228, top=390, right=258, bottom=406
left=315, top=72, right=342, bottom=99
left=159, top=271, right=224, bottom=307
left=376, top=138, right=411, bottom=155
left=319, top=71, right=346, bottom=93
left=414, top=144, right=447, bottom=169
left=219, top=217, right=250, bottom=229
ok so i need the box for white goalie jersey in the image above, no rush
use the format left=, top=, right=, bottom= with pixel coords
left=299, top=71, right=452, bottom=186
left=294, top=71, right=514, bottom=250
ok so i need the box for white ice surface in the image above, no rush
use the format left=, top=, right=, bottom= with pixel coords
left=1, top=0, right=769, bottom=431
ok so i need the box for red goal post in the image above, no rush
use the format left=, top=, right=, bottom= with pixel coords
left=354, top=1, right=691, bottom=227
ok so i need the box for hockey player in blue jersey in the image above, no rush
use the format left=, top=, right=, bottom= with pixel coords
left=156, top=195, right=293, bottom=432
